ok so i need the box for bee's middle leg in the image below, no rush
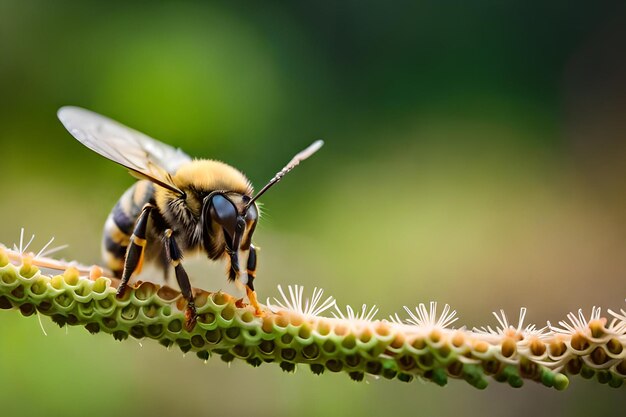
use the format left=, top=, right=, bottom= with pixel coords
left=163, top=229, right=197, bottom=331
left=117, top=204, right=153, bottom=298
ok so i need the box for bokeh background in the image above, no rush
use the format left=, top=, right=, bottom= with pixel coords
left=1, top=1, right=626, bottom=416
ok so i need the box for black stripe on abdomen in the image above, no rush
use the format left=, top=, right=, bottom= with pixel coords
left=104, top=235, right=127, bottom=259
left=112, top=202, right=135, bottom=235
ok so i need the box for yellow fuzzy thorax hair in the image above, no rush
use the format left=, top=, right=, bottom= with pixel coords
left=173, top=159, right=252, bottom=195
left=155, top=159, right=253, bottom=217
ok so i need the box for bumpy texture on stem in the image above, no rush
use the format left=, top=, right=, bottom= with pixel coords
left=0, top=244, right=625, bottom=390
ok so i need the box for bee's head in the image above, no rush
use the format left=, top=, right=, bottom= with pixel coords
left=200, top=139, right=323, bottom=284
left=201, top=192, right=258, bottom=281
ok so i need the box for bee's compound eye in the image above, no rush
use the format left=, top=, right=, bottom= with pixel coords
left=209, top=194, right=237, bottom=238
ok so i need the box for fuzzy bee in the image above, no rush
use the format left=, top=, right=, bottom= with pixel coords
left=57, top=106, right=323, bottom=329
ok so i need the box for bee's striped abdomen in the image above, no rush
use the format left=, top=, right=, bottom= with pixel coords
left=102, top=180, right=155, bottom=276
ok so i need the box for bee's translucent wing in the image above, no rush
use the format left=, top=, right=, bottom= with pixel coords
left=58, top=106, right=192, bottom=195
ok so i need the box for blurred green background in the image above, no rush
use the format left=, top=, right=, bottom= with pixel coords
left=1, top=0, right=626, bottom=416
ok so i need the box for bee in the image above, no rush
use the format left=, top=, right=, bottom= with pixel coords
left=57, top=106, right=323, bottom=330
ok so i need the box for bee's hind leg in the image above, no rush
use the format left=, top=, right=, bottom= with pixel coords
left=117, top=204, right=153, bottom=298
left=163, top=229, right=197, bottom=331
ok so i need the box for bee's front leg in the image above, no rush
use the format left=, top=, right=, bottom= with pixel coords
left=245, top=244, right=262, bottom=316
left=163, top=229, right=197, bottom=331
left=117, top=204, right=153, bottom=298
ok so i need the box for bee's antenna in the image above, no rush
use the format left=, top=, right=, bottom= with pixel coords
left=243, top=140, right=324, bottom=213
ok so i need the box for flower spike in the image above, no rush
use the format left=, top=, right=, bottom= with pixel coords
left=1, top=245, right=624, bottom=391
